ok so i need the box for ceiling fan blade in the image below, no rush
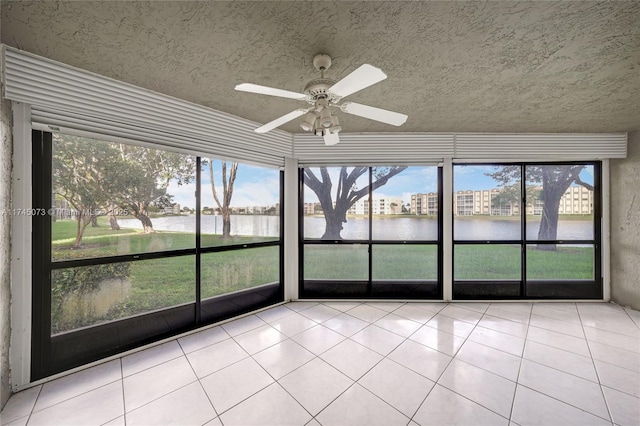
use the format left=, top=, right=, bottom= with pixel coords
left=328, top=64, right=387, bottom=99
left=323, top=131, right=340, bottom=146
left=235, top=83, right=306, bottom=100
left=341, top=102, right=408, bottom=126
left=255, top=109, right=307, bottom=133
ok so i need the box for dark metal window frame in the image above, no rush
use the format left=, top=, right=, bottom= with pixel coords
left=31, top=130, right=284, bottom=380
left=299, top=166, right=443, bottom=300
left=452, top=161, right=602, bottom=300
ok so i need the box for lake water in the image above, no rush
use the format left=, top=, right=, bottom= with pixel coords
left=118, top=215, right=593, bottom=241
left=118, top=215, right=281, bottom=237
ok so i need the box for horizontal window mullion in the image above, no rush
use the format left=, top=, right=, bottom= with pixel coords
left=370, top=240, right=439, bottom=245
left=51, top=248, right=197, bottom=269
left=524, top=240, right=595, bottom=244
left=454, top=240, right=522, bottom=245
left=302, top=239, right=369, bottom=245
left=200, top=240, right=280, bottom=254
left=454, top=280, right=522, bottom=283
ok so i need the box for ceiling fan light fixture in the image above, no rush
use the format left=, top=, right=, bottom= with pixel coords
left=300, top=111, right=317, bottom=132
left=329, top=116, right=341, bottom=134
left=319, top=108, right=332, bottom=128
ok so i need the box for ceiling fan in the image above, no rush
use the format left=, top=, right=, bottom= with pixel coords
left=235, top=54, right=408, bottom=146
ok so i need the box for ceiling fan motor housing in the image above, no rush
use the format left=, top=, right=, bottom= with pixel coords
left=303, top=78, right=340, bottom=105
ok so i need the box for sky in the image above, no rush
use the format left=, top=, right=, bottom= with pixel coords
left=168, top=161, right=280, bottom=209
left=169, top=163, right=595, bottom=209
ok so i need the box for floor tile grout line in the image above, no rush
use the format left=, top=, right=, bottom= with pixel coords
left=430, top=311, right=482, bottom=326
left=30, top=374, right=124, bottom=415
left=428, top=381, right=512, bottom=423
left=124, top=378, right=201, bottom=416
left=279, top=353, right=355, bottom=422
left=252, top=337, right=317, bottom=384
left=527, top=317, right=588, bottom=339
left=180, top=339, right=222, bottom=424
left=179, top=327, right=233, bottom=355
left=514, top=382, right=616, bottom=424
left=582, top=325, right=640, bottom=346
left=207, top=374, right=276, bottom=421
left=272, top=376, right=317, bottom=421
left=402, top=358, right=444, bottom=422
left=520, top=349, right=602, bottom=385
left=305, top=304, right=417, bottom=422
left=592, top=357, right=640, bottom=375
left=408, top=302, right=495, bottom=424
left=290, top=324, right=349, bottom=357
left=445, top=302, right=490, bottom=315
left=507, top=302, right=534, bottom=422
left=577, top=304, right=616, bottom=424
left=351, top=382, right=413, bottom=423
left=529, top=307, right=584, bottom=324
left=465, top=327, right=526, bottom=354
left=121, top=344, right=187, bottom=379
left=621, top=307, right=640, bottom=330
left=17, top=383, right=42, bottom=426
left=119, top=358, right=126, bottom=426
left=199, top=335, right=293, bottom=420
left=261, top=315, right=395, bottom=423
left=600, top=383, right=640, bottom=401
left=583, top=336, right=640, bottom=358
left=232, top=330, right=348, bottom=419
left=430, top=302, right=524, bottom=421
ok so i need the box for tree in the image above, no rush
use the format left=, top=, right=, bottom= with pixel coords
left=53, top=134, right=124, bottom=248
left=303, top=166, right=407, bottom=239
left=116, top=146, right=195, bottom=233
left=488, top=165, right=593, bottom=250
left=209, top=159, right=239, bottom=239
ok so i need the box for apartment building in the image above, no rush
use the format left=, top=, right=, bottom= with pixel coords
left=447, top=186, right=592, bottom=217
left=347, top=197, right=403, bottom=215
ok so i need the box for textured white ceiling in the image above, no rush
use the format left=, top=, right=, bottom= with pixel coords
left=2, top=1, right=639, bottom=134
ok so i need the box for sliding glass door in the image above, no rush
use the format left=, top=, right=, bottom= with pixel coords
left=32, top=130, right=283, bottom=380
left=453, top=163, right=601, bottom=299
left=300, top=166, right=442, bottom=299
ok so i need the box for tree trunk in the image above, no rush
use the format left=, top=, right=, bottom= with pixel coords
left=73, top=213, right=92, bottom=248
left=134, top=212, right=155, bottom=233
left=321, top=212, right=344, bottom=240
left=537, top=201, right=560, bottom=251
left=108, top=204, right=120, bottom=230
left=221, top=209, right=231, bottom=239
left=536, top=170, right=569, bottom=251
left=109, top=213, right=120, bottom=230
left=90, top=215, right=99, bottom=227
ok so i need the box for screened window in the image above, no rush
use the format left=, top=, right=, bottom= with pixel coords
left=452, top=163, right=600, bottom=299
left=301, top=165, right=441, bottom=299
left=32, top=130, right=283, bottom=380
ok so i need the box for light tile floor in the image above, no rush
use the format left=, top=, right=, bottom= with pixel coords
left=2, top=301, right=639, bottom=426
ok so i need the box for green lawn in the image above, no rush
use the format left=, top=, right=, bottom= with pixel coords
left=304, top=244, right=593, bottom=281
left=51, top=219, right=279, bottom=333
left=52, top=217, right=275, bottom=260
left=455, top=244, right=593, bottom=280
left=51, top=218, right=594, bottom=334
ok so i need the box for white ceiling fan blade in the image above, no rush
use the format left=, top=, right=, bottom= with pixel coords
left=255, top=109, right=307, bottom=133
left=341, top=102, right=408, bottom=126
left=328, top=64, right=387, bottom=99
left=235, top=83, right=306, bottom=100
left=323, top=131, right=340, bottom=146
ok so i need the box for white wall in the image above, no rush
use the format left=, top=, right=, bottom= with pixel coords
left=0, top=71, right=13, bottom=409
left=610, top=131, right=640, bottom=310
